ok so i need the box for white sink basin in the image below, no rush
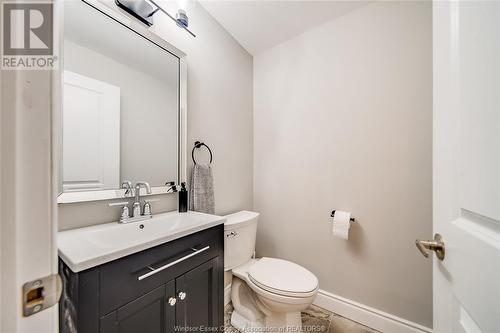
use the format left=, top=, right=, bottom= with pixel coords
left=58, top=211, right=226, bottom=272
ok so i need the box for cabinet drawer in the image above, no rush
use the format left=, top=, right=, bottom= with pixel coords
left=99, top=225, right=222, bottom=315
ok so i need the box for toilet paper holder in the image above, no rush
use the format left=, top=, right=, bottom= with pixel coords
left=330, top=210, right=356, bottom=223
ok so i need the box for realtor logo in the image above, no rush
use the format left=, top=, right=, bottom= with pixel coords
left=1, top=2, right=57, bottom=69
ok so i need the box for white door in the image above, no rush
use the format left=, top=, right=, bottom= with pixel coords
left=62, top=70, right=120, bottom=192
left=432, top=1, right=500, bottom=332
left=1, top=69, right=59, bottom=332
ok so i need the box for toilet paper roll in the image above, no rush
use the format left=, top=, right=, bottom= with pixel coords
left=332, top=210, right=351, bottom=240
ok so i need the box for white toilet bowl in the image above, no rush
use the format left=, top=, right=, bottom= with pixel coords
left=224, top=211, right=319, bottom=333
left=230, top=258, right=318, bottom=332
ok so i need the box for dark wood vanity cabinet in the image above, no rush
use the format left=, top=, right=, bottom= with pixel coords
left=100, top=282, right=176, bottom=333
left=59, top=225, right=224, bottom=333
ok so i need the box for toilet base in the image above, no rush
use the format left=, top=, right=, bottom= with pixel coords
left=231, top=308, right=303, bottom=333
left=231, top=309, right=264, bottom=332
left=230, top=277, right=311, bottom=333
left=230, top=277, right=265, bottom=332
left=264, top=311, right=302, bottom=332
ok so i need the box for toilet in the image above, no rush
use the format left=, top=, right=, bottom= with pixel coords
left=224, top=211, right=319, bottom=332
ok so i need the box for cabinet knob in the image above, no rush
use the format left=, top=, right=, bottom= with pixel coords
left=168, top=297, right=177, bottom=306
left=178, top=292, right=186, bottom=300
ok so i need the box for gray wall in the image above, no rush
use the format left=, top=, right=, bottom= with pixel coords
left=59, top=3, right=253, bottom=230
left=253, top=1, right=432, bottom=327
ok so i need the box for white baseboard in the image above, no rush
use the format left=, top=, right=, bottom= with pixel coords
left=224, top=284, right=231, bottom=307
left=313, top=289, right=432, bottom=333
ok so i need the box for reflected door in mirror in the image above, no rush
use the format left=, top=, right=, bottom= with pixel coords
left=63, top=71, right=120, bottom=192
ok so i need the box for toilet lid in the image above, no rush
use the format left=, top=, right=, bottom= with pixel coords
left=248, top=258, right=318, bottom=297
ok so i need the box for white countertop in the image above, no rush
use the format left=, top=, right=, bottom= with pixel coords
left=58, top=211, right=226, bottom=272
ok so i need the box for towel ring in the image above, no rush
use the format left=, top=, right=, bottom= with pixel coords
left=192, top=141, right=213, bottom=164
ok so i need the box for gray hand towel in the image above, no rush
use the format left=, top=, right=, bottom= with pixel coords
left=189, top=164, right=215, bottom=214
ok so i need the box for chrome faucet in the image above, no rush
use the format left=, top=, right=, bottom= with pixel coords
left=134, top=182, right=151, bottom=204
left=133, top=182, right=152, bottom=217
left=118, top=182, right=153, bottom=224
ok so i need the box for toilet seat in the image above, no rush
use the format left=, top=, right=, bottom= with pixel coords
left=247, top=257, right=318, bottom=298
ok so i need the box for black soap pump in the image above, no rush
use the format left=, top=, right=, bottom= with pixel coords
left=178, top=182, right=188, bottom=213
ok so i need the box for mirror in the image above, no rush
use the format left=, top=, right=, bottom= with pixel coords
left=59, top=0, right=185, bottom=203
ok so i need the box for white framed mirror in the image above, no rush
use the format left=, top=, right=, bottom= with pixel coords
left=57, top=0, right=187, bottom=204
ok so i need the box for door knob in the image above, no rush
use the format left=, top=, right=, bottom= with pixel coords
left=178, top=291, right=186, bottom=300
left=416, top=233, right=445, bottom=260
left=168, top=297, right=177, bottom=306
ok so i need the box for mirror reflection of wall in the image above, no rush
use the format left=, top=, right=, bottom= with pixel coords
left=62, top=0, right=179, bottom=193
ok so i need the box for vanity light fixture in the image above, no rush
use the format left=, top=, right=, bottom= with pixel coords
left=174, top=0, right=194, bottom=29
left=115, top=0, right=196, bottom=37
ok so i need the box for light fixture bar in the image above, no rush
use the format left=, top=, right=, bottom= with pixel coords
left=148, top=0, right=196, bottom=37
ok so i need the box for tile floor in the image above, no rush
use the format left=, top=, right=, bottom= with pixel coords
left=224, top=303, right=380, bottom=333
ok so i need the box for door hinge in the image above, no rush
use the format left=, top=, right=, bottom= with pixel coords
left=22, top=274, right=62, bottom=317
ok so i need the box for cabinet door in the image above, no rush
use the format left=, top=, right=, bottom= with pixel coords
left=175, top=258, right=221, bottom=331
left=100, top=281, right=176, bottom=333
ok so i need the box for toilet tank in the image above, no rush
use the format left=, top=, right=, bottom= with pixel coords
left=224, top=211, right=259, bottom=271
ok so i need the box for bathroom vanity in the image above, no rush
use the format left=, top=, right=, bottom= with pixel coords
left=58, top=212, right=225, bottom=333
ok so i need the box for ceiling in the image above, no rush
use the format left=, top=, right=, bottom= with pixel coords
left=199, top=0, right=371, bottom=55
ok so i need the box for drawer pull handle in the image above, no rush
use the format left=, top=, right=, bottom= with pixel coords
left=178, top=291, right=186, bottom=300
left=137, top=246, right=210, bottom=281
left=168, top=297, right=177, bottom=306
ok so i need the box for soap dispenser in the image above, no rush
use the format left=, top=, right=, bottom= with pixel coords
left=179, top=182, right=188, bottom=213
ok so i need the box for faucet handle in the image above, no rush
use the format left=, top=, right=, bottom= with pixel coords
left=165, top=181, right=180, bottom=193
left=143, top=199, right=159, bottom=216
left=143, top=202, right=152, bottom=216
left=121, top=181, right=133, bottom=196
left=120, top=206, right=130, bottom=220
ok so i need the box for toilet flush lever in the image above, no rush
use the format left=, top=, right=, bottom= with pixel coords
left=416, top=233, right=445, bottom=261
left=226, top=231, right=238, bottom=238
